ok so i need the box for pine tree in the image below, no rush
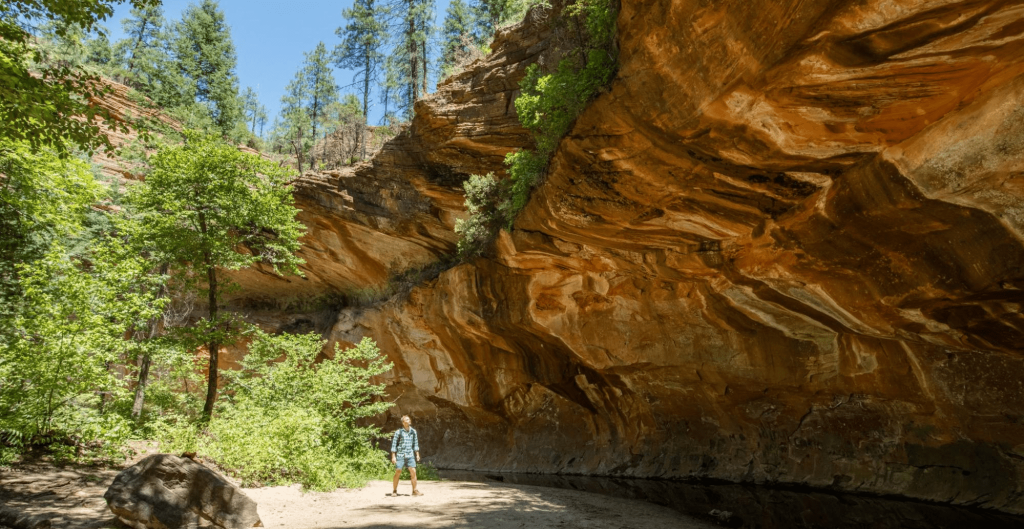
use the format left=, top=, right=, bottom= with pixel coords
left=439, top=0, right=475, bottom=76
left=117, top=5, right=163, bottom=75
left=241, top=86, right=266, bottom=134
left=298, top=43, right=339, bottom=168
left=335, top=0, right=387, bottom=160
left=174, top=0, right=242, bottom=133
left=85, top=30, right=113, bottom=67
left=379, top=54, right=403, bottom=123
left=256, top=105, right=268, bottom=137
left=386, top=0, right=434, bottom=120
left=113, top=5, right=190, bottom=108
left=474, top=0, right=516, bottom=43
left=280, top=78, right=312, bottom=173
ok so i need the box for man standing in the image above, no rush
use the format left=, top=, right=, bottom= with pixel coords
left=390, top=415, right=422, bottom=497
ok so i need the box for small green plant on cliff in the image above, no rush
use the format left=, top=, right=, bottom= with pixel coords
left=455, top=0, right=618, bottom=257
left=161, top=331, right=394, bottom=490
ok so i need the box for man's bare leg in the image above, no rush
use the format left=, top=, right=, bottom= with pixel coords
left=410, top=468, right=419, bottom=494
left=392, top=468, right=402, bottom=494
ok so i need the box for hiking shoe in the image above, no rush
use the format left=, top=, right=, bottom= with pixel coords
left=391, top=491, right=399, bottom=497
left=412, top=490, right=423, bottom=496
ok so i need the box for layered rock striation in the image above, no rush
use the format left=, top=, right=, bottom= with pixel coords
left=231, top=0, right=1024, bottom=513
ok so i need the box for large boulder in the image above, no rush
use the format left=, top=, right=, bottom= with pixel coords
left=104, top=454, right=262, bottom=529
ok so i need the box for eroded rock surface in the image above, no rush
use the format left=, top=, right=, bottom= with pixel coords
left=104, top=454, right=262, bottom=529
left=227, top=0, right=1024, bottom=514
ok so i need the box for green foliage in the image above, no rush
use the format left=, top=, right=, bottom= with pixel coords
left=474, top=0, right=547, bottom=41
left=173, top=0, right=242, bottom=134
left=278, top=78, right=314, bottom=171
left=126, top=131, right=304, bottom=278
left=0, top=138, right=174, bottom=464
left=301, top=43, right=340, bottom=164
left=125, top=131, right=306, bottom=417
left=335, top=0, right=386, bottom=159
left=0, top=0, right=157, bottom=155
left=278, top=43, right=340, bottom=170
left=456, top=0, right=617, bottom=257
left=241, top=86, right=267, bottom=136
left=386, top=0, right=434, bottom=120
left=454, top=173, right=508, bottom=257
left=0, top=240, right=167, bottom=453
left=397, top=460, right=440, bottom=481
left=113, top=5, right=193, bottom=110
left=439, top=0, right=475, bottom=76
left=177, top=332, right=394, bottom=490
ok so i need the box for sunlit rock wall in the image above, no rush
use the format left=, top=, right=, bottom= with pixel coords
left=234, top=0, right=1024, bottom=513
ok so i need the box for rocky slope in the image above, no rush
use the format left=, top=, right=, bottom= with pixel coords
left=225, top=0, right=1024, bottom=514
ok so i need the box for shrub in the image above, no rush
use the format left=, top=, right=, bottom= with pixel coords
left=169, top=331, right=394, bottom=490
left=454, top=173, right=510, bottom=257
left=396, top=460, right=441, bottom=481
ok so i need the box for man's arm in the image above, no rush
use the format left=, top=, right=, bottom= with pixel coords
left=414, top=430, right=420, bottom=462
left=390, top=430, right=398, bottom=463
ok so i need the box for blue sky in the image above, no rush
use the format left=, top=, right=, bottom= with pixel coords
left=105, top=0, right=453, bottom=128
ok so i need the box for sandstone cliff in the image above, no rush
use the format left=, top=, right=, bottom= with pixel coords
left=225, top=0, right=1024, bottom=513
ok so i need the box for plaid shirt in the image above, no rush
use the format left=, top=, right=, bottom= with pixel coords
left=391, top=427, right=419, bottom=456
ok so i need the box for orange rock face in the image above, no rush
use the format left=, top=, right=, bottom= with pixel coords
left=227, top=0, right=1024, bottom=513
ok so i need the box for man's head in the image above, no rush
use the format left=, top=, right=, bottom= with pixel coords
left=402, top=415, right=411, bottom=429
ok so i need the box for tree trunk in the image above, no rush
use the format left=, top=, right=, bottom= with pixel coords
left=309, top=91, right=319, bottom=169
left=421, top=35, right=428, bottom=96
left=201, top=259, right=219, bottom=420
left=131, top=262, right=169, bottom=421
left=409, top=1, right=419, bottom=106
left=198, top=212, right=220, bottom=420
left=126, top=17, right=150, bottom=74
left=362, top=53, right=370, bottom=160
left=293, top=125, right=305, bottom=173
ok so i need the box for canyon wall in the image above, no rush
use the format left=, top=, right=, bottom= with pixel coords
left=229, top=0, right=1024, bottom=513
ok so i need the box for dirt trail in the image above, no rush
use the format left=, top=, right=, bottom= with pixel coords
left=0, top=463, right=714, bottom=529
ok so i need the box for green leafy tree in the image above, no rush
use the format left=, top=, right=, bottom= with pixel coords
left=0, top=144, right=102, bottom=327
left=335, top=0, right=387, bottom=160
left=173, top=0, right=243, bottom=134
left=125, top=132, right=306, bottom=419
left=0, top=238, right=166, bottom=448
left=454, top=172, right=509, bottom=257
left=0, top=0, right=156, bottom=154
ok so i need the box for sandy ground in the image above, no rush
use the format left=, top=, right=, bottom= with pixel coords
left=245, top=479, right=716, bottom=529
left=0, top=462, right=715, bottom=529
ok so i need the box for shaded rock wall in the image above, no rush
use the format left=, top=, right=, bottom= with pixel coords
left=232, top=0, right=1024, bottom=513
